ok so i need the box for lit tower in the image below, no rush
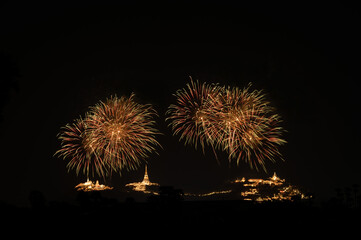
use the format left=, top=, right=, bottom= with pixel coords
left=268, top=172, right=285, bottom=185
left=125, top=165, right=159, bottom=193
left=271, top=172, right=280, bottom=181
left=142, top=165, right=150, bottom=185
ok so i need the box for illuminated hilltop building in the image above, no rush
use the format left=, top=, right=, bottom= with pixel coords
left=75, top=179, right=113, bottom=192
left=125, top=165, right=159, bottom=194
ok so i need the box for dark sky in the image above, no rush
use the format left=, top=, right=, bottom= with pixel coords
left=1, top=0, right=361, bottom=205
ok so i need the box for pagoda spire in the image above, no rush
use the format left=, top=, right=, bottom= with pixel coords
left=271, top=172, right=282, bottom=182
left=142, top=165, right=150, bottom=185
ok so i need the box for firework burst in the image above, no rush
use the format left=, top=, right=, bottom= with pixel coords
left=167, top=78, right=286, bottom=171
left=54, top=117, right=108, bottom=177
left=55, top=94, right=161, bottom=178
left=86, top=94, right=161, bottom=173
left=166, top=78, right=222, bottom=153
left=217, top=85, right=286, bottom=171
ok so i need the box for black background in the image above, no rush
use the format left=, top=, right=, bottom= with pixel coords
left=1, top=0, right=360, bottom=206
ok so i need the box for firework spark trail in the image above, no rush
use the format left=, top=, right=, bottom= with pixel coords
left=55, top=94, right=161, bottom=178
left=54, top=117, right=108, bottom=178
left=167, top=78, right=286, bottom=171
left=166, top=79, right=223, bottom=155
left=218, top=85, right=286, bottom=170
left=86, top=94, right=161, bottom=173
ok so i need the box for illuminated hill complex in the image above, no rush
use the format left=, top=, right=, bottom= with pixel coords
left=184, top=172, right=310, bottom=202
left=125, top=167, right=310, bottom=202
left=228, top=172, right=310, bottom=202
left=74, top=168, right=309, bottom=203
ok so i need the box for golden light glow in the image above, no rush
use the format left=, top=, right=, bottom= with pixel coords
left=75, top=179, right=113, bottom=192
left=184, top=190, right=232, bottom=197
left=125, top=165, right=159, bottom=194
left=185, top=172, right=310, bottom=201
left=231, top=172, right=310, bottom=202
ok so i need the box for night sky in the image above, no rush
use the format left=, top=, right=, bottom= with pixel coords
left=1, top=1, right=361, bottom=206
